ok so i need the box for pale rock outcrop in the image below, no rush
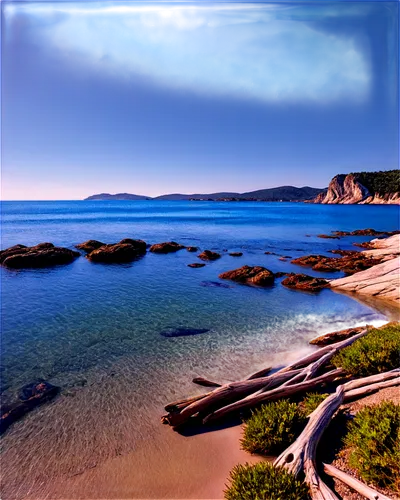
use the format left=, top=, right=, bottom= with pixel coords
left=360, top=192, right=400, bottom=205
left=330, top=257, right=399, bottom=303
left=330, top=235, right=400, bottom=303
left=314, top=173, right=399, bottom=205
left=361, top=234, right=400, bottom=258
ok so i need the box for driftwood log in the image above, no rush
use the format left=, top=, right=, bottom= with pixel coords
left=162, top=328, right=369, bottom=427
left=274, top=370, right=400, bottom=500
left=322, top=463, right=393, bottom=500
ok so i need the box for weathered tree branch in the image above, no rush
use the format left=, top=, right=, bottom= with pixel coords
left=246, top=366, right=272, bottom=380
left=203, top=369, right=345, bottom=425
left=192, top=377, right=221, bottom=388
left=274, top=372, right=400, bottom=499
left=163, top=368, right=303, bottom=427
left=322, top=463, right=393, bottom=500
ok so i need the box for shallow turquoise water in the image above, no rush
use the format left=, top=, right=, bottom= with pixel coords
left=0, top=201, right=398, bottom=498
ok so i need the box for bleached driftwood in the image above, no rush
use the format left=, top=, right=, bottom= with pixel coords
left=162, top=328, right=370, bottom=427
left=274, top=386, right=345, bottom=499
left=322, top=463, right=393, bottom=500
left=162, top=368, right=303, bottom=426
left=203, top=369, right=345, bottom=425
left=274, top=371, right=400, bottom=500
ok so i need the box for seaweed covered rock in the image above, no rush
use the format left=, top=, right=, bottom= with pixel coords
left=198, top=250, right=221, bottom=261
left=0, top=243, right=79, bottom=268
left=229, top=252, right=243, bottom=257
left=1, top=380, right=60, bottom=434
left=87, top=240, right=146, bottom=262
left=281, top=273, right=328, bottom=291
left=188, top=263, right=205, bottom=268
left=149, top=241, right=185, bottom=253
left=186, top=246, right=198, bottom=252
left=219, top=265, right=275, bottom=286
left=75, top=240, right=105, bottom=253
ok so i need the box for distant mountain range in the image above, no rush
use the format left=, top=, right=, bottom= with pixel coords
left=85, top=186, right=324, bottom=202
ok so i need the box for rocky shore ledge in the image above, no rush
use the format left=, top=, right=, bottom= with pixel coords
left=329, top=234, right=400, bottom=304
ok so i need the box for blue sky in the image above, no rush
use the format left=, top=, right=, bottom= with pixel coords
left=2, top=1, right=398, bottom=199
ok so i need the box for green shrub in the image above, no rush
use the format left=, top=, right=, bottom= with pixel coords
left=241, top=399, right=306, bottom=455
left=331, top=324, right=400, bottom=377
left=344, top=401, right=400, bottom=491
left=224, top=462, right=309, bottom=500
left=300, top=393, right=329, bottom=415
left=352, top=170, right=400, bottom=196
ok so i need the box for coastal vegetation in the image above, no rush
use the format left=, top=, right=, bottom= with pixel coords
left=300, top=392, right=329, bottom=415
left=353, top=170, right=400, bottom=196
left=241, top=394, right=329, bottom=456
left=344, top=401, right=400, bottom=491
left=241, top=400, right=305, bottom=455
left=332, top=323, right=400, bottom=377
left=224, top=462, right=309, bottom=500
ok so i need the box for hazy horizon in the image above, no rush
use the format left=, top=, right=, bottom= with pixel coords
left=2, top=1, right=398, bottom=201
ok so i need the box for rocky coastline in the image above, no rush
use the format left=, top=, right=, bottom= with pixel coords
left=1, top=230, right=399, bottom=304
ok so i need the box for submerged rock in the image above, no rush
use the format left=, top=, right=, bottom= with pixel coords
left=159, top=327, right=210, bottom=338
left=75, top=240, right=105, bottom=253
left=87, top=240, right=146, bottom=263
left=281, top=273, right=329, bottom=291
left=1, top=380, right=60, bottom=434
left=188, top=263, right=206, bottom=268
left=219, top=265, right=275, bottom=286
left=0, top=243, right=79, bottom=268
left=149, top=241, right=185, bottom=253
left=186, top=246, right=198, bottom=252
left=198, top=250, right=221, bottom=261
left=229, top=252, right=243, bottom=257
left=200, top=281, right=232, bottom=288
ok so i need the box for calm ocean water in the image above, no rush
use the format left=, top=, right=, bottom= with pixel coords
left=1, top=201, right=399, bottom=498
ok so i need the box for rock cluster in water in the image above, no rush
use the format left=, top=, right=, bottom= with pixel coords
left=291, top=253, right=381, bottom=275
left=0, top=243, right=80, bottom=268
left=281, top=273, right=329, bottom=291
left=219, top=265, right=275, bottom=286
